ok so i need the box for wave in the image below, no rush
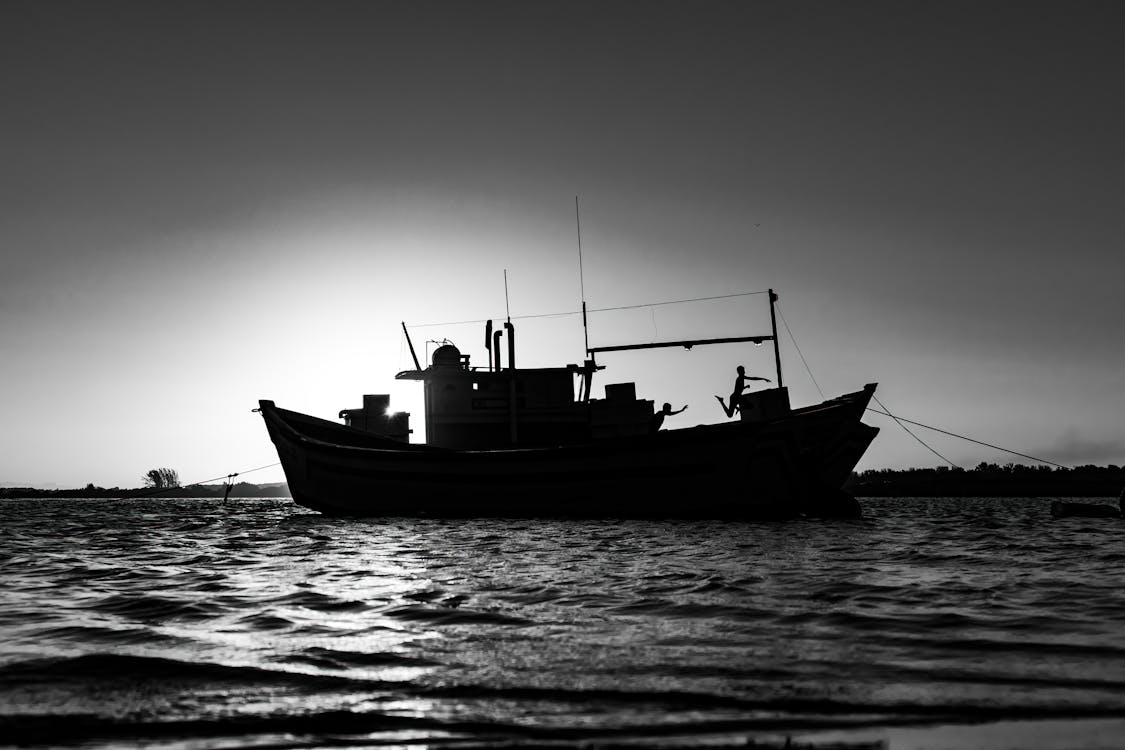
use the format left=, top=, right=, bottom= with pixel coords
left=609, top=598, right=769, bottom=621
left=83, top=593, right=220, bottom=623
left=876, top=633, right=1125, bottom=660
left=0, top=709, right=745, bottom=747
left=4, top=694, right=1124, bottom=748
left=20, top=624, right=188, bottom=648
left=383, top=604, right=532, bottom=626
left=276, top=646, right=438, bottom=669
left=3, top=651, right=1125, bottom=747
left=20, top=651, right=1094, bottom=715
left=0, top=653, right=362, bottom=688
left=266, top=590, right=371, bottom=612
left=234, top=612, right=298, bottom=630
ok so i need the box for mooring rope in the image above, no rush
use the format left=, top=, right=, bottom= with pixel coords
left=774, top=303, right=1056, bottom=469
left=870, top=396, right=960, bottom=469
left=865, top=407, right=1068, bottom=469
left=115, top=462, right=282, bottom=501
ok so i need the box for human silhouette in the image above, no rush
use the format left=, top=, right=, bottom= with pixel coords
left=715, top=365, right=770, bottom=418
left=651, top=402, right=687, bottom=433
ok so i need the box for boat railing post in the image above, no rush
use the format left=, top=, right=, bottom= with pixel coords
left=768, top=289, right=783, bottom=388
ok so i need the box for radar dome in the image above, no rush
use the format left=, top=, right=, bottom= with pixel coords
left=432, top=344, right=461, bottom=367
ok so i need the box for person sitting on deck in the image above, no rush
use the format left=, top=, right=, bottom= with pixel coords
left=651, top=402, right=687, bottom=433
left=715, top=365, right=770, bottom=418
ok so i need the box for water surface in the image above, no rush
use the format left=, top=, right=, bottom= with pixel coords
left=1, top=496, right=1123, bottom=748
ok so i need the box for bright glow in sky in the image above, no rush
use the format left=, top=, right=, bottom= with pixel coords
left=2, top=1, right=1123, bottom=487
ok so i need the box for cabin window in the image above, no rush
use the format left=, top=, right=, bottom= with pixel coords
left=472, top=382, right=479, bottom=390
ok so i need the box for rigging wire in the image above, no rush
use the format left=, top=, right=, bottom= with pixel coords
left=865, top=406, right=1068, bottom=469
left=405, top=290, right=771, bottom=329
left=407, top=309, right=579, bottom=329
left=870, top=396, right=960, bottom=469
left=775, top=303, right=825, bottom=400
left=773, top=301, right=964, bottom=469
left=588, top=290, right=770, bottom=314
left=115, top=461, right=282, bottom=501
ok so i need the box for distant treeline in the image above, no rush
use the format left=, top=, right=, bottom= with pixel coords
left=6, top=464, right=1124, bottom=499
left=849, top=463, right=1125, bottom=497
left=0, top=482, right=291, bottom=499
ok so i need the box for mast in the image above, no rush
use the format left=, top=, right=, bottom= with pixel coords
left=768, top=289, right=783, bottom=388
left=401, top=321, right=422, bottom=371
left=504, top=269, right=511, bottom=324
left=575, top=196, right=589, bottom=355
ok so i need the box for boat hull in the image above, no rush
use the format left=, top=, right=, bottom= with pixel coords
left=258, top=385, right=878, bottom=519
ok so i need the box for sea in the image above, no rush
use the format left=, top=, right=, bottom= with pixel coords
left=1, top=496, right=1124, bottom=750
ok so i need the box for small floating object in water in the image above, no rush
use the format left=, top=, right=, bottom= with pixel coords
left=1050, top=490, right=1124, bottom=519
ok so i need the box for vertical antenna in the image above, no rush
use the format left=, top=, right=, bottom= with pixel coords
left=504, top=269, right=511, bottom=322
left=575, top=196, right=589, bottom=354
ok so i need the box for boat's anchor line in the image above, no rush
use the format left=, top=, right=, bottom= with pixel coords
left=774, top=302, right=1063, bottom=470
left=871, top=394, right=959, bottom=469
left=864, top=406, right=1067, bottom=469
left=114, top=461, right=282, bottom=501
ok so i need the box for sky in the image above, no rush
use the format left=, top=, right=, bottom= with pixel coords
left=2, top=0, right=1123, bottom=488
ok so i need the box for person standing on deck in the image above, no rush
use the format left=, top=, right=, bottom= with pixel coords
left=715, top=365, right=770, bottom=418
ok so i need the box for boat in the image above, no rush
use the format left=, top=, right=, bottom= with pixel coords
left=259, top=289, right=879, bottom=518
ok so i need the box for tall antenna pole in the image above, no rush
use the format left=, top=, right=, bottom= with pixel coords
left=504, top=269, right=511, bottom=322
left=575, top=196, right=589, bottom=354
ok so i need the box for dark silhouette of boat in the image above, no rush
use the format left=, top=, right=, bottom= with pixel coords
left=259, top=290, right=879, bottom=518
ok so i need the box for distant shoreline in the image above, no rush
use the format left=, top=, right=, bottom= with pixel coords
left=0, top=482, right=290, bottom=499
left=847, top=463, right=1124, bottom=498
left=3, top=463, right=1123, bottom=499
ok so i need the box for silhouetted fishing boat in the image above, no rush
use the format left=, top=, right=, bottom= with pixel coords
left=259, top=289, right=879, bottom=518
